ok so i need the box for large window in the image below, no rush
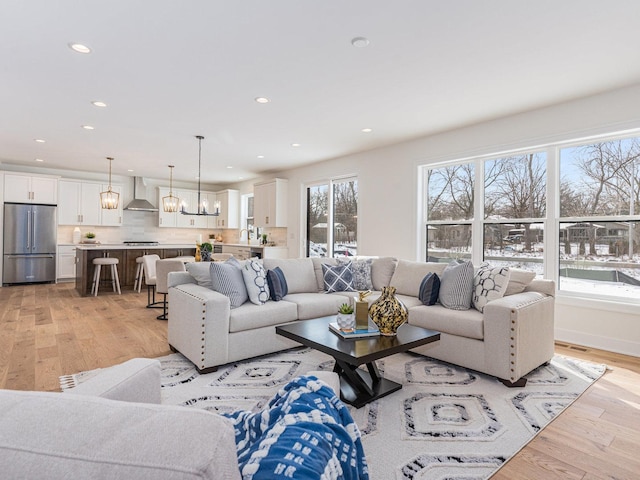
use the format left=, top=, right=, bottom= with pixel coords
left=423, top=133, right=640, bottom=302
left=306, top=177, right=358, bottom=258
left=559, top=139, right=640, bottom=297
left=425, top=163, right=474, bottom=262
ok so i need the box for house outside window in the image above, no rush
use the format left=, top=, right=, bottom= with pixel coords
left=422, top=133, right=640, bottom=302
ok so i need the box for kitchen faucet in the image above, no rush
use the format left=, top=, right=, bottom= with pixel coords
left=239, top=228, right=250, bottom=245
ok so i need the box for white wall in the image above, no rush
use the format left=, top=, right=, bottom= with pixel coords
left=245, top=83, right=640, bottom=356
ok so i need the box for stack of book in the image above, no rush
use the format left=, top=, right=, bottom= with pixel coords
left=329, top=321, right=380, bottom=339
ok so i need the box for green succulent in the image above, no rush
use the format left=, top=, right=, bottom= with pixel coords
left=338, top=303, right=354, bottom=314
left=200, top=242, right=213, bottom=252
left=85, top=232, right=95, bottom=239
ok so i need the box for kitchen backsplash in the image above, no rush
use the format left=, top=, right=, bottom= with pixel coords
left=57, top=211, right=288, bottom=246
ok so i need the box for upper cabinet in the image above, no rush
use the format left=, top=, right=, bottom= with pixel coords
left=213, top=189, right=239, bottom=229
left=4, top=173, right=58, bottom=204
left=58, top=180, right=121, bottom=226
left=253, top=178, right=287, bottom=228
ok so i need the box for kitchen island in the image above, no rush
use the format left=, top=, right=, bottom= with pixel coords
left=75, top=244, right=196, bottom=296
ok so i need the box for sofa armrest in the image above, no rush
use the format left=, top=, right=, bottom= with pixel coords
left=483, top=291, right=555, bottom=383
left=62, top=358, right=161, bottom=404
left=168, top=283, right=232, bottom=372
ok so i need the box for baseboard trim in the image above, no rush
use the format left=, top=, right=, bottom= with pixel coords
left=555, top=327, right=640, bottom=358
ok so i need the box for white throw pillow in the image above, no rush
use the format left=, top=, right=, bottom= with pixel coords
left=242, top=258, right=270, bottom=305
left=504, top=268, right=536, bottom=296
left=472, top=263, right=511, bottom=312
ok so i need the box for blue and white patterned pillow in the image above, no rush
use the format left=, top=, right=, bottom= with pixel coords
left=438, top=260, right=474, bottom=310
left=322, top=262, right=355, bottom=293
left=242, top=258, right=270, bottom=305
left=472, top=262, right=510, bottom=312
left=210, top=257, right=249, bottom=308
left=266, top=267, right=288, bottom=301
left=338, top=257, right=373, bottom=291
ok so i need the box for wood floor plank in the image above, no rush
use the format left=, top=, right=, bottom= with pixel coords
left=0, top=282, right=637, bottom=479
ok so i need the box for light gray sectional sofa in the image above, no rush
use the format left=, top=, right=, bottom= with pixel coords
left=168, top=257, right=555, bottom=386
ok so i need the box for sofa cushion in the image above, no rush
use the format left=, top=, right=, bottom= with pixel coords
left=0, top=389, right=241, bottom=480
left=185, top=262, right=214, bottom=289
left=389, top=260, right=447, bottom=297
left=229, top=300, right=298, bottom=332
left=210, top=257, right=249, bottom=308
left=322, top=262, right=355, bottom=293
left=418, top=272, right=440, bottom=306
left=438, top=260, right=474, bottom=310
left=338, top=257, right=373, bottom=290
left=472, top=263, right=510, bottom=312
left=395, top=293, right=424, bottom=309
left=371, top=257, right=397, bottom=290
left=283, top=293, right=346, bottom=320
left=311, top=257, right=338, bottom=292
left=505, top=268, right=537, bottom=296
left=241, top=258, right=270, bottom=305
left=408, top=304, right=484, bottom=340
left=266, top=267, right=288, bottom=301
left=263, top=258, right=317, bottom=294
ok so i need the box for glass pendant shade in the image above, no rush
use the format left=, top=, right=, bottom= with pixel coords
left=100, top=157, right=119, bottom=209
left=163, top=165, right=180, bottom=213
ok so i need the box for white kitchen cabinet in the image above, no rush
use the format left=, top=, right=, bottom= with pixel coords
left=57, top=245, right=77, bottom=281
left=213, top=189, right=239, bottom=228
left=58, top=180, right=102, bottom=226
left=3, top=173, right=58, bottom=204
left=253, top=178, right=287, bottom=228
left=100, top=184, right=123, bottom=226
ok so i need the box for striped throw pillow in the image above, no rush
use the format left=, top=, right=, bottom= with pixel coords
left=210, top=257, right=249, bottom=308
left=438, top=261, right=474, bottom=310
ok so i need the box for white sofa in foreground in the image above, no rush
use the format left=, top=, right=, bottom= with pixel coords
left=168, top=257, right=555, bottom=386
left=0, top=358, right=342, bottom=480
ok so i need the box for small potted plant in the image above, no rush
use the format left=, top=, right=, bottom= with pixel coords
left=200, top=242, right=213, bottom=261
left=84, top=232, right=96, bottom=243
left=336, top=303, right=355, bottom=332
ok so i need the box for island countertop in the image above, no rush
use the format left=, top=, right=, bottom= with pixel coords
left=74, top=243, right=197, bottom=250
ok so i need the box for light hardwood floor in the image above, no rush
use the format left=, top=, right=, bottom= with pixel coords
left=1, top=283, right=638, bottom=479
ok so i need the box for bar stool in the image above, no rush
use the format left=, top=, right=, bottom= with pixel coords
left=155, top=259, right=186, bottom=320
left=133, top=256, right=145, bottom=293
left=91, top=257, right=121, bottom=296
left=142, top=254, right=161, bottom=308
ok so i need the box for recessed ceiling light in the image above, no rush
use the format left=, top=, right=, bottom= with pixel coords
left=239, top=176, right=244, bottom=180
left=69, top=43, right=91, bottom=54
left=92, top=101, right=107, bottom=107
left=127, top=169, right=134, bottom=172
left=82, top=125, right=94, bottom=130
left=34, top=138, right=45, bottom=143
left=361, top=128, right=373, bottom=133
left=257, top=155, right=264, bottom=159
left=255, top=97, right=270, bottom=104
left=35, top=158, right=44, bottom=162
left=226, top=166, right=233, bottom=169
left=351, top=37, right=370, bottom=48
left=291, top=143, right=301, bottom=147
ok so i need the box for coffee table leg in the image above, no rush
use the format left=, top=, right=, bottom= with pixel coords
left=333, top=359, right=402, bottom=408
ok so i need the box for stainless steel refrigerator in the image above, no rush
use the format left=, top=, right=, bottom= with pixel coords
left=3, top=203, right=57, bottom=285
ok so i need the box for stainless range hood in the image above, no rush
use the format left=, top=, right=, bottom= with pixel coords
left=124, top=177, right=158, bottom=212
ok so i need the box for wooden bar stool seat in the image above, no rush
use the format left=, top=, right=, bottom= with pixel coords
left=91, top=257, right=121, bottom=296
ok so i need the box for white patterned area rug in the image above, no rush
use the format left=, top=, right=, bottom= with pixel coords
left=158, top=348, right=605, bottom=480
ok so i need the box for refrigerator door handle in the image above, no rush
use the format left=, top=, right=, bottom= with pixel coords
left=26, top=210, right=31, bottom=249
left=6, top=254, right=55, bottom=259
left=32, top=209, right=36, bottom=249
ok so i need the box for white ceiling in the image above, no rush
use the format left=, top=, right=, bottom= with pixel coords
left=2, top=0, right=640, bottom=184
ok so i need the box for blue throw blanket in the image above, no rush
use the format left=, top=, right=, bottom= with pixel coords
left=222, top=375, right=369, bottom=480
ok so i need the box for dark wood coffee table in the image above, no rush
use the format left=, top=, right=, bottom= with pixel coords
left=276, top=316, right=440, bottom=408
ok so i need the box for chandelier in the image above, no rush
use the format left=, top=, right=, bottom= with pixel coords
left=162, top=165, right=180, bottom=213
left=100, top=157, right=119, bottom=209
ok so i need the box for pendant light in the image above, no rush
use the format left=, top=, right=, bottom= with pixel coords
left=100, top=157, right=119, bottom=209
left=162, top=165, right=180, bottom=212
left=180, top=135, right=220, bottom=216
